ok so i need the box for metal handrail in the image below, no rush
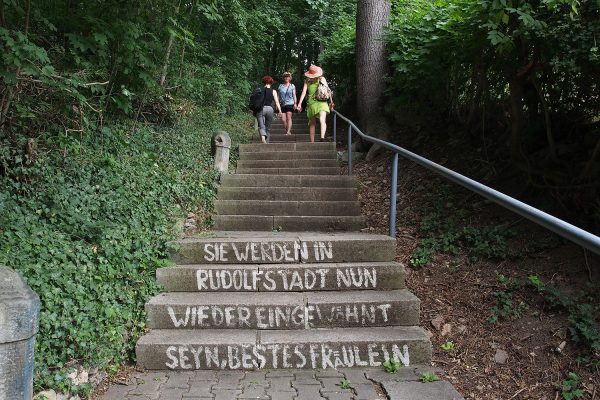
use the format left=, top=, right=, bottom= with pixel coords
left=332, top=110, right=600, bottom=255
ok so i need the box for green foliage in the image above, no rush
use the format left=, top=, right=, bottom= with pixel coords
left=488, top=272, right=528, bottom=323
left=0, top=111, right=252, bottom=394
left=420, top=372, right=439, bottom=382
left=488, top=290, right=528, bottom=323
left=383, top=358, right=402, bottom=373
left=441, top=341, right=456, bottom=352
left=560, top=372, right=585, bottom=400
left=528, top=275, right=600, bottom=351
left=410, top=187, right=514, bottom=267
left=383, top=0, right=600, bottom=223
left=339, top=379, right=353, bottom=389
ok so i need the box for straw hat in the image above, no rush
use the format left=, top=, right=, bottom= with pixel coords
left=304, top=65, right=323, bottom=78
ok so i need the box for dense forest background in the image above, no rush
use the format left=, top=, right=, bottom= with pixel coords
left=323, top=0, right=600, bottom=230
left=1, top=0, right=598, bottom=395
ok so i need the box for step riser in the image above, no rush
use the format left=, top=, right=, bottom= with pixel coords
left=147, top=302, right=419, bottom=330
left=253, top=136, right=311, bottom=143
left=235, top=167, right=339, bottom=175
left=239, top=143, right=335, bottom=153
left=214, top=201, right=360, bottom=216
left=240, top=152, right=335, bottom=161
left=237, top=160, right=338, bottom=168
left=171, top=235, right=394, bottom=265
left=213, top=215, right=365, bottom=231
left=220, top=175, right=357, bottom=188
left=136, top=329, right=431, bottom=370
left=217, top=188, right=356, bottom=201
left=268, top=131, right=310, bottom=136
left=157, top=263, right=405, bottom=292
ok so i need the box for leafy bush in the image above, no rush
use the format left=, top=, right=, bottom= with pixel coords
left=528, top=276, right=600, bottom=351
left=410, top=186, right=514, bottom=267
left=0, top=111, right=252, bottom=393
left=560, top=372, right=585, bottom=400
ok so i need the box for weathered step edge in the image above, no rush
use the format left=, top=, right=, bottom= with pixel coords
left=236, top=159, right=338, bottom=168
left=235, top=167, right=340, bottom=175
left=214, top=215, right=365, bottom=232
left=136, top=326, right=432, bottom=370
left=220, top=174, right=358, bottom=188
left=214, top=200, right=361, bottom=216
left=239, top=142, right=333, bottom=152
left=157, top=262, right=406, bottom=292
left=216, top=187, right=357, bottom=201
left=145, top=289, right=420, bottom=330
left=239, top=151, right=336, bottom=161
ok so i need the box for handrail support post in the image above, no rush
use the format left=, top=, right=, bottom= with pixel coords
left=389, top=153, right=399, bottom=238
left=333, top=112, right=337, bottom=143
left=347, top=125, right=352, bottom=176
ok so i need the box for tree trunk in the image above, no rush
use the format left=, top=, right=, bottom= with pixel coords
left=0, top=0, right=4, bottom=27
left=355, top=0, right=391, bottom=159
left=159, top=1, right=181, bottom=87
left=509, top=75, right=525, bottom=160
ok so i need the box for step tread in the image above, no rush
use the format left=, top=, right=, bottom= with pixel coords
left=137, top=326, right=429, bottom=345
left=217, top=187, right=356, bottom=201
left=213, top=215, right=366, bottom=232
left=261, top=326, right=429, bottom=343
left=239, top=143, right=333, bottom=153
left=214, top=200, right=360, bottom=206
left=214, top=201, right=361, bottom=217
left=147, top=289, right=416, bottom=306
left=239, top=152, right=336, bottom=160
left=221, top=175, right=358, bottom=188
left=235, top=167, right=340, bottom=175
left=176, top=231, right=395, bottom=244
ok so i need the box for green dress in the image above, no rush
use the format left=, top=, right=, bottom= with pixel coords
left=306, top=81, right=330, bottom=121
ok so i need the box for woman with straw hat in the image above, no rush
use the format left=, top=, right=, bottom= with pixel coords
left=296, top=65, right=335, bottom=142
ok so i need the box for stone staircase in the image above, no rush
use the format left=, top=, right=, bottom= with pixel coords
left=135, top=116, right=432, bottom=373
left=252, top=113, right=312, bottom=143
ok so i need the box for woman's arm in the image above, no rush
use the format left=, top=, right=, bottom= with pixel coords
left=292, top=86, right=297, bottom=108
left=272, top=90, right=283, bottom=114
left=297, top=82, right=307, bottom=112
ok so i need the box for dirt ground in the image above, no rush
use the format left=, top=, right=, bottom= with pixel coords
left=344, top=153, right=600, bottom=400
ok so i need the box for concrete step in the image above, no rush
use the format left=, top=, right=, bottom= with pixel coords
left=171, top=232, right=396, bottom=265
left=237, top=159, right=338, bottom=168
left=213, top=215, right=365, bottom=231
left=269, top=128, right=310, bottom=134
left=235, top=167, right=340, bottom=175
left=217, top=187, right=356, bottom=201
left=220, top=175, right=357, bottom=188
left=145, top=290, right=419, bottom=330
left=157, top=262, right=406, bottom=292
left=239, top=143, right=334, bottom=153
left=253, top=135, right=311, bottom=143
left=239, top=151, right=335, bottom=161
left=214, top=200, right=360, bottom=216
left=136, top=326, right=431, bottom=370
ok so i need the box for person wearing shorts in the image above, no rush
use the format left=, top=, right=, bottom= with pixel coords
left=278, top=72, right=297, bottom=135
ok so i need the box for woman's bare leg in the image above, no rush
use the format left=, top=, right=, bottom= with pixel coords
left=319, top=111, right=327, bottom=139
left=309, top=119, right=316, bottom=143
left=281, top=113, right=288, bottom=133
left=286, top=112, right=293, bottom=134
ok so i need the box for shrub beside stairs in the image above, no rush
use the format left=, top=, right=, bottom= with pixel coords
left=135, top=115, right=434, bottom=374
